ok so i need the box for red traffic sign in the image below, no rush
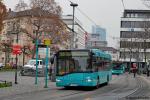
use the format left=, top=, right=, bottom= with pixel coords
left=12, top=45, right=22, bottom=55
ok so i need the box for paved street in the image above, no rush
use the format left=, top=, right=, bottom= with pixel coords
left=0, top=72, right=150, bottom=100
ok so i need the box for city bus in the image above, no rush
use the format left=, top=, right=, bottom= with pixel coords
left=55, top=49, right=112, bottom=88
left=112, top=62, right=125, bottom=75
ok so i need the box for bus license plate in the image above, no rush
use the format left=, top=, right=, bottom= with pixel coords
left=70, top=84, right=78, bottom=86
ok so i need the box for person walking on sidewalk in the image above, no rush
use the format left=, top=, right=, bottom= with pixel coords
left=133, top=68, right=137, bottom=78
left=147, top=65, right=150, bottom=77
left=132, top=63, right=137, bottom=78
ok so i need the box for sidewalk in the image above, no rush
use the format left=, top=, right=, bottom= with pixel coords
left=0, top=72, right=56, bottom=98
left=140, top=74, right=150, bottom=82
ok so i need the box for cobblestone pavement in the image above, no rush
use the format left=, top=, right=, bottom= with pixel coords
left=0, top=72, right=56, bottom=97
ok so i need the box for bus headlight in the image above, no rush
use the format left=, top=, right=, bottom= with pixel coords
left=56, top=79, right=61, bottom=82
left=87, top=79, right=92, bottom=82
left=86, top=77, right=92, bottom=82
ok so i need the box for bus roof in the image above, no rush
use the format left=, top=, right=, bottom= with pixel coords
left=91, top=49, right=111, bottom=60
left=57, top=49, right=111, bottom=60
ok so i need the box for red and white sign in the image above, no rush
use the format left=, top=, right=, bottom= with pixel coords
left=12, top=45, right=22, bottom=55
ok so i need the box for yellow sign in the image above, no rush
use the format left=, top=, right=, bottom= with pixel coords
left=44, top=39, right=51, bottom=46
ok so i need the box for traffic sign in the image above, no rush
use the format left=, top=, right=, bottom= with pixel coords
left=44, top=39, right=51, bottom=46
left=12, top=45, right=22, bottom=55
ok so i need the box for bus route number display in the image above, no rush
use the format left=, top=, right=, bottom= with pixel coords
left=59, top=51, right=89, bottom=57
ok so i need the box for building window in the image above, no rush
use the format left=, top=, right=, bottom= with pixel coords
left=126, top=14, right=130, bottom=17
left=121, top=21, right=150, bottom=28
left=91, top=34, right=99, bottom=38
left=135, top=13, right=138, bottom=18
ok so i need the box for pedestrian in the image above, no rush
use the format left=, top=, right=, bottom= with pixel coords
left=49, top=67, right=52, bottom=80
left=132, top=63, right=137, bottom=78
left=133, top=68, right=137, bottom=78
left=147, top=65, right=150, bottom=77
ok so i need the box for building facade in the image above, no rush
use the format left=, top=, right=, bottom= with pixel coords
left=86, top=25, right=107, bottom=48
left=62, top=15, right=86, bottom=49
left=0, top=9, right=70, bottom=66
left=99, top=47, right=119, bottom=61
left=92, top=25, right=106, bottom=41
left=120, top=9, right=150, bottom=68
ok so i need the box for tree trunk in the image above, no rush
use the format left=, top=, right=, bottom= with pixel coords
left=23, top=47, right=25, bottom=66
left=32, top=44, right=36, bottom=59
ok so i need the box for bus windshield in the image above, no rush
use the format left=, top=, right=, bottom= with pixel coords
left=57, top=51, right=91, bottom=75
left=113, top=66, right=123, bottom=70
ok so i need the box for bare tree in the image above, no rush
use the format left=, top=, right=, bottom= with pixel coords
left=13, top=0, right=70, bottom=58
left=0, top=0, right=7, bottom=32
left=0, top=37, right=13, bottom=66
left=15, top=0, right=28, bottom=12
left=21, top=44, right=33, bottom=66
left=30, top=0, right=62, bottom=16
left=0, top=1, right=11, bottom=66
left=1, top=0, right=70, bottom=64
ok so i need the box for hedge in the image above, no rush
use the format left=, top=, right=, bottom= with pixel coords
left=0, top=81, right=12, bottom=88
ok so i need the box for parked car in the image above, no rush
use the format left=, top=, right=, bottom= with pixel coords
left=0, top=63, right=4, bottom=69
left=20, top=59, right=50, bottom=76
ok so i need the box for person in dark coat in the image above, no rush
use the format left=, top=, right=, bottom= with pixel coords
left=133, top=68, right=137, bottom=78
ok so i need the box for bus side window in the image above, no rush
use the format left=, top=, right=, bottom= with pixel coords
left=69, top=60, right=75, bottom=72
left=86, top=58, right=91, bottom=71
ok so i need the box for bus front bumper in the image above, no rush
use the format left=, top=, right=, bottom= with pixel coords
left=56, top=79, right=97, bottom=87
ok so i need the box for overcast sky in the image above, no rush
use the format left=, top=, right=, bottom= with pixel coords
left=3, top=0, right=149, bottom=48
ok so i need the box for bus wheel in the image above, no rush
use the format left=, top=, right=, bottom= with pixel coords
left=106, top=75, right=109, bottom=85
left=96, top=77, right=100, bottom=89
left=107, top=75, right=109, bottom=82
left=64, top=86, right=70, bottom=89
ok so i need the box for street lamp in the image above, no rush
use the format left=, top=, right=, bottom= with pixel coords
left=15, top=30, right=19, bottom=84
left=9, top=22, right=20, bottom=84
left=70, top=2, right=78, bottom=49
left=13, top=22, right=19, bottom=84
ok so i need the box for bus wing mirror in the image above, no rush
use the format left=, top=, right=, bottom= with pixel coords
left=50, top=57, right=54, bottom=64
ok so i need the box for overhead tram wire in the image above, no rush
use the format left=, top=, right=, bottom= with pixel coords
left=66, top=0, right=127, bottom=27
left=76, top=7, right=97, bottom=26
left=121, top=0, right=126, bottom=10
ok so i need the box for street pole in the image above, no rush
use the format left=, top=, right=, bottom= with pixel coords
left=22, top=46, right=25, bottom=67
left=44, top=45, right=49, bottom=88
left=35, top=31, right=39, bottom=85
left=144, top=39, right=148, bottom=76
left=70, top=2, right=78, bottom=49
left=129, top=28, right=134, bottom=74
left=15, top=31, right=19, bottom=84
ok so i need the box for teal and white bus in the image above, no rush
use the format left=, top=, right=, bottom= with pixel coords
left=112, top=62, right=126, bottom=75
left=55, top=49, right=112, bottom=88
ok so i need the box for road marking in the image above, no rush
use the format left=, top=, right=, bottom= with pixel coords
left=84, top=98, right=91, bottom=100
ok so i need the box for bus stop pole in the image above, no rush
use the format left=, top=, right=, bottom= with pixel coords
left=35, top=39, right=39, bottom=85
left=44, top=45, right=49, bottom=88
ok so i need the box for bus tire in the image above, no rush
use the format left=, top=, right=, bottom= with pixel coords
left=106, top=75, right=109, bottom=85
left=96, top=77, right=100, bottom=89
left=64, top=86, right=70, bottom=89
left=107, top=75, right=109, bottom=82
